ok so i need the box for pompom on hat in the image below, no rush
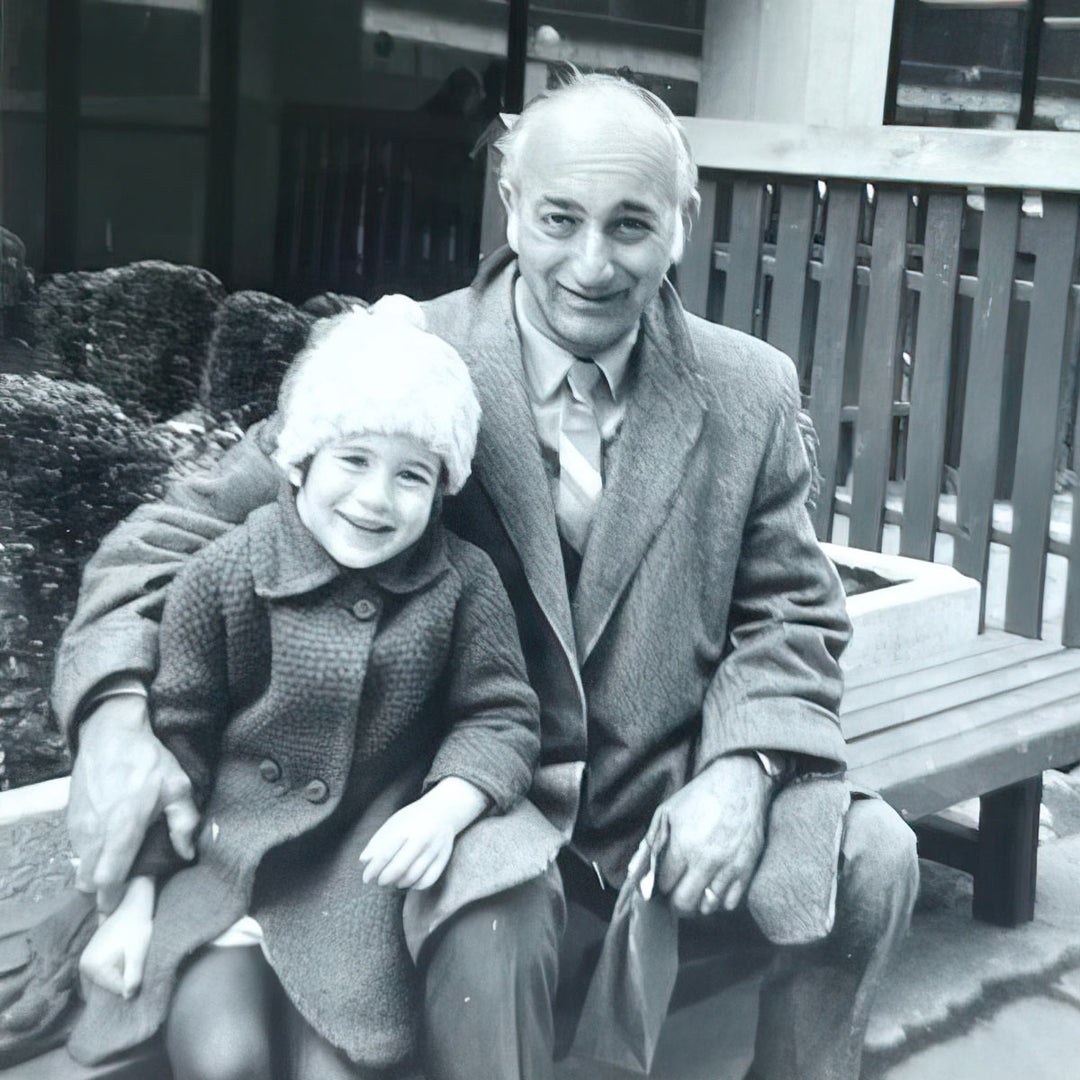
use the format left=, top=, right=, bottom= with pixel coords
left=272, top=296, right=481, bottom=494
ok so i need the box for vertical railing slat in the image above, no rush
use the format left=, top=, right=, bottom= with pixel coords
left=849, top=186, right=910, bottom=551
left=807, top=181, right=862, bottom=540
left=953, top=191, right=1022, bottom=611
left=900, top=190, right=964, bottom=560
left=722, top=178, right=765, bottom=333
left=1005, top=194, right=1080, bottom=638
left=766, top=181, right=815, bottom=362
left=679, top=175, right=718, bottom=318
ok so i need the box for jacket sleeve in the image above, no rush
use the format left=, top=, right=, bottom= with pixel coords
left=131, top=542, right=236, bottom=879
left=423, top=550, right=542, bottom=814
left=695, top=364, right=851, bottom=776
left=51, top=420, right=282, bottom=740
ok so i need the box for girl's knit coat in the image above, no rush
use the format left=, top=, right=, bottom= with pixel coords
left=68, top=486, right=543, bottom=1069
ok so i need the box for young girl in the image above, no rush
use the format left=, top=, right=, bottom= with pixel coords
left=69, top=299, right=543, bottom=1079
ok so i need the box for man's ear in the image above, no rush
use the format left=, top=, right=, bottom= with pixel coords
left=669, top=210, right=689, bottom=266
left=499, top=177, right=521, bottom=253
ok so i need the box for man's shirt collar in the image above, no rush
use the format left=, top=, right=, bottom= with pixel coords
left=514, top=279, right=637, bottom=405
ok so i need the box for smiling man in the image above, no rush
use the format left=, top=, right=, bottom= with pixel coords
left=54, top=73, right=918, bottom=1080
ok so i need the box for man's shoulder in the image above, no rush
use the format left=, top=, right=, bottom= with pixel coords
left=175, top=511, right=258, bottom=590
left=420, top=250, right=516, bottom=355
left=682, top=313, right=799, bottom=403
left=420, top=284, right=479, bottom=347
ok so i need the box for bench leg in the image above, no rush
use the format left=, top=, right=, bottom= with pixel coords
left=973, top=775, right=1042, bottom=927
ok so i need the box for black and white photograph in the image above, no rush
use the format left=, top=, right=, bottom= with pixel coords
left=2, top=2, right=1080, bottom=1078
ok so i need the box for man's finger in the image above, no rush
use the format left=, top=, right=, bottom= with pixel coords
left=74, top=855, right=100, bottom=895
left=163, top=794, right=200, bottom=861
left=625, top=837, right=651, bottom=884
left=655, top=840, right=691, bottom=897
left=92, top=792, right=161, bottom=894
left=121, top=954, right=143, bottom=999
left=80, top=951, right=124, bottom=998
left=669, top=864, right=714, bottom=915
left=722, top=877, right=746, bottom=912
left=96, top=883, right=125, bottom=916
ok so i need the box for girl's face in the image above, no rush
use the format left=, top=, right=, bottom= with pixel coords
left=292, top=432, right=441, bottom=569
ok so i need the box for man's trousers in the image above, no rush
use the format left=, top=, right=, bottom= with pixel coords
left=418, top=796, right=919, bottom=1080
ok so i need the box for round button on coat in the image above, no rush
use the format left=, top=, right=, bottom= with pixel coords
left=352, top=598, right=378, bottom=621
left=258, top=758, right=282, bottom=783
left=304, top=779, right=330, bottom=804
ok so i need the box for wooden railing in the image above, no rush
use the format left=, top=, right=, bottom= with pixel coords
left=274, top=105, right=488, bottom=304
left=670, top=121, right=1080, bottom=643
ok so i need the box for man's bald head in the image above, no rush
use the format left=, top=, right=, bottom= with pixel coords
left=496, top=72, right=700, bottom=262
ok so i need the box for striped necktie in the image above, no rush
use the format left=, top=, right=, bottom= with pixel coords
left=557, top=359, right=606, bottom=553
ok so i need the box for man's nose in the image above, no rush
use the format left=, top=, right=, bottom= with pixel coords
left=569, top=227, right=615, bottom=288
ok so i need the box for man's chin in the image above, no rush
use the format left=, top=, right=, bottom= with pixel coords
left=549, top=313, right=633, bottom=357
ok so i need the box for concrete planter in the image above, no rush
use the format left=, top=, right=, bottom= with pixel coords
left=823, top=542, right=982, bottom=686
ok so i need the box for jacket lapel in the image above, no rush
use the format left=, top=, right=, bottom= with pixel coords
left=460, top=262, right=579, bottom=668
left=573, top=282, right=707, bottom=664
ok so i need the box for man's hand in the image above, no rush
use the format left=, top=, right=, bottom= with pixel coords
left=630, top=754, right=774, bottom=918
left=78, top=876, right=155, bottom=1000
left=68, top=694, right=199, bottom=913
left=359, top=777, right=490, bottom=891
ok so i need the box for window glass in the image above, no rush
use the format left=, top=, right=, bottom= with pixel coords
left=1035, top=2, right=1080, bottom=130
left=81, top=0, right=208, bottom=99
left=889, top=0, right=1080, bottom=130
left=890, top=0, right=1028, bottom=128
left=1, top=0, right=49, bottom=266
left=524, top=1, right=705, bottom=114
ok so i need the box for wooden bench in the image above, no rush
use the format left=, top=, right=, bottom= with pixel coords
left=842, top=625, right=1080, bottom=925
left=651, top=118, right=1080, bottom=928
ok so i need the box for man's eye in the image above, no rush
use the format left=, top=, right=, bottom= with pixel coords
left=542, top=213, right=576, bottom=233
left=615, top=218, right=650, bottom=237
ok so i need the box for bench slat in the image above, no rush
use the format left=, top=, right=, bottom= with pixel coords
left=846, top=661, right=1080, bottom=768
left=842, top=645, right=1080, bottom=739
left=679, top=175, right=719, bottom=319
left=766, top=181, right=815, bottom=363
left=849, top=186, right=910, bottom=551
left=850, top=696, right=1080, bottom=821
left=899, top=191, right=964, bottom=561
left=1005, top=194, right=1080, bottom=637
left=808, top=182, right=862, bottom=541
left=722, top=178, right=766, bottom=333
left=952, top=190, right=1022, bottom=601
left=842, top=630, right=1059, bottom=699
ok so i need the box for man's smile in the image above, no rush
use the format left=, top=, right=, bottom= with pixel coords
left=556, top=283, right=628, bottom=306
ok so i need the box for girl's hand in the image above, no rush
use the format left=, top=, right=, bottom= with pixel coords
left=359, top=777, right=490, bottom=890
left=78, top=876, right=155, bottom=999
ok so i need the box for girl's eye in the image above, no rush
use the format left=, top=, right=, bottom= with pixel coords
left=341, top=454, right=369, bottom=468
left=399, top=469, right=432, bottom=485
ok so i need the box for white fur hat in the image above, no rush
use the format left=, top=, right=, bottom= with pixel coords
left=272, top=296, right=481, bottom=493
